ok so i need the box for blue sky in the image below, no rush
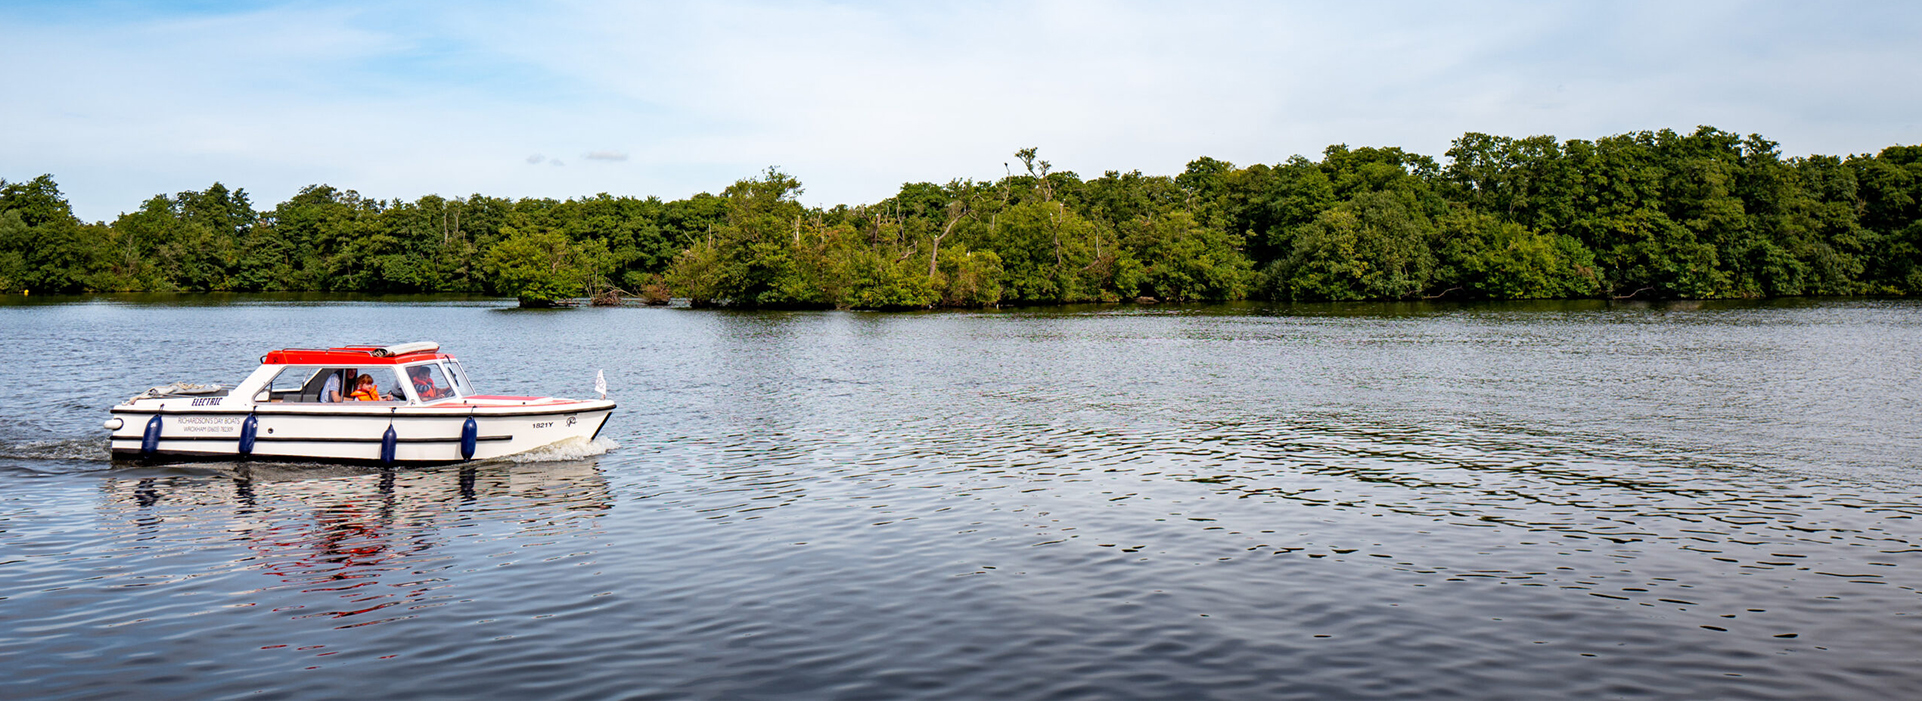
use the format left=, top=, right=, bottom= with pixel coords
left=3, top=0, right=1919, bottom=222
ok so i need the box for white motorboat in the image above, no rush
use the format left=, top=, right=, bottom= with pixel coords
left=106, top=342, right=615, bottom=465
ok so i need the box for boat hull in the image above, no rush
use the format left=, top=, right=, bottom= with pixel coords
left=108, top=401, right=614, bottom=465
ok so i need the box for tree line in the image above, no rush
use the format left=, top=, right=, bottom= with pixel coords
left=4, top=126, right=1920, bottom=307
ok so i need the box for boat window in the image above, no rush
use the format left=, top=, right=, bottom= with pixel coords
left=264, top=366, right=406, bottom=403
left=443, top=361, right=473, bottom=396
left=364, top=368, right=407, bottom=402
left=404, top=363, right=456, bottom=403
left=264, top=366, right=322, bottom=402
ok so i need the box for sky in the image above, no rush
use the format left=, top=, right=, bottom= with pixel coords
left=3, top=0, right=1920, bottom=222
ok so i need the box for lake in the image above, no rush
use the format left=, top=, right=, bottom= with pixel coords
left=2, top=295, right=1920, bottom=699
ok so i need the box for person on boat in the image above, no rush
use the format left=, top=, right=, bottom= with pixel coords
left=321, top=369, right=358, bottom=403
left=408, top=366, right=447, bottom=400
left=349, top=374, right=382, bottom=402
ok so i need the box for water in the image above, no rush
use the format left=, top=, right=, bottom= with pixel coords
left=2, top=295, right=1920, bottom=699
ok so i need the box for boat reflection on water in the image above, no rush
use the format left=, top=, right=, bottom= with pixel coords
left=97, top=459, right=612, bottom=628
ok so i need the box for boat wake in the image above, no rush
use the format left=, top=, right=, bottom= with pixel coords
left=0, top=438, right=110, bottom=463
left=507, top=436, right=620, bottom=463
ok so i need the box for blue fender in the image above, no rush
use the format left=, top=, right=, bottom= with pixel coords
left=460, top=416, right=478, bottom=460
left=238, top=413, right=259, bottom=456
left=380, top=425, right=398, bottom=466
left=141, top=414, right=163, bottom=455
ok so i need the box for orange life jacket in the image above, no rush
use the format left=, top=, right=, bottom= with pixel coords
left=350, top=386, right=381, bottom=401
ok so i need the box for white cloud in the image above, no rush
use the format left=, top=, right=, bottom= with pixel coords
left=2, top=1, right=1918, bottom=221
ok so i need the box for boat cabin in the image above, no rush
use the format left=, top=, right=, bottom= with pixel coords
left=242, top=342, right=474, bottom=406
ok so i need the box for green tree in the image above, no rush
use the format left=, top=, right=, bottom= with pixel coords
left=0, top=175, right=102, bottom=292
left=1113, top=210, right=1253, bottom=301
left=1266, top=191, right=1435, bottom=300
left=932, top=244, right=1003, bottom=306
left=663, top=169, right=833, bottom=308
left=1433, top=211, right=1598, bottom=299
left=0, top=210, right=29, bottom=292
left=483, top=226, right=609, bottom=306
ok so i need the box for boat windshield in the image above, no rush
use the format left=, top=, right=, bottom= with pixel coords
left=405, top=363, right=457, bottom=403
left=443, top=360, right=474, bottom=396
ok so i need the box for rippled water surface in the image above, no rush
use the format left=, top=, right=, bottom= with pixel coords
left=3, top=296, right=1921, bottom=699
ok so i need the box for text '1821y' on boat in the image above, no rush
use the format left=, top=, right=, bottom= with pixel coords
left=104, top=342, right=615, bottom=465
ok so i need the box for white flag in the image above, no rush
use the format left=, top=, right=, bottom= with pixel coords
left=594, top=369, right=607, bottom=399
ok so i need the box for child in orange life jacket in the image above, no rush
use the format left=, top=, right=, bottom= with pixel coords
left=408, top=366, right=447, bottom=400
left=349, top=374, right=382, bottom=402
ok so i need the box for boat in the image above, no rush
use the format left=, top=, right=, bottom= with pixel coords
left=105, top=342, right=615, bottom=465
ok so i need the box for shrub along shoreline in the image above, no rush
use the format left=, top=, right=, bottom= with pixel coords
left=5, top=127, right=1920, bottom=308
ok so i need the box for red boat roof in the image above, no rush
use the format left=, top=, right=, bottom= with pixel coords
left=262, top=344, right=453, bottom=366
